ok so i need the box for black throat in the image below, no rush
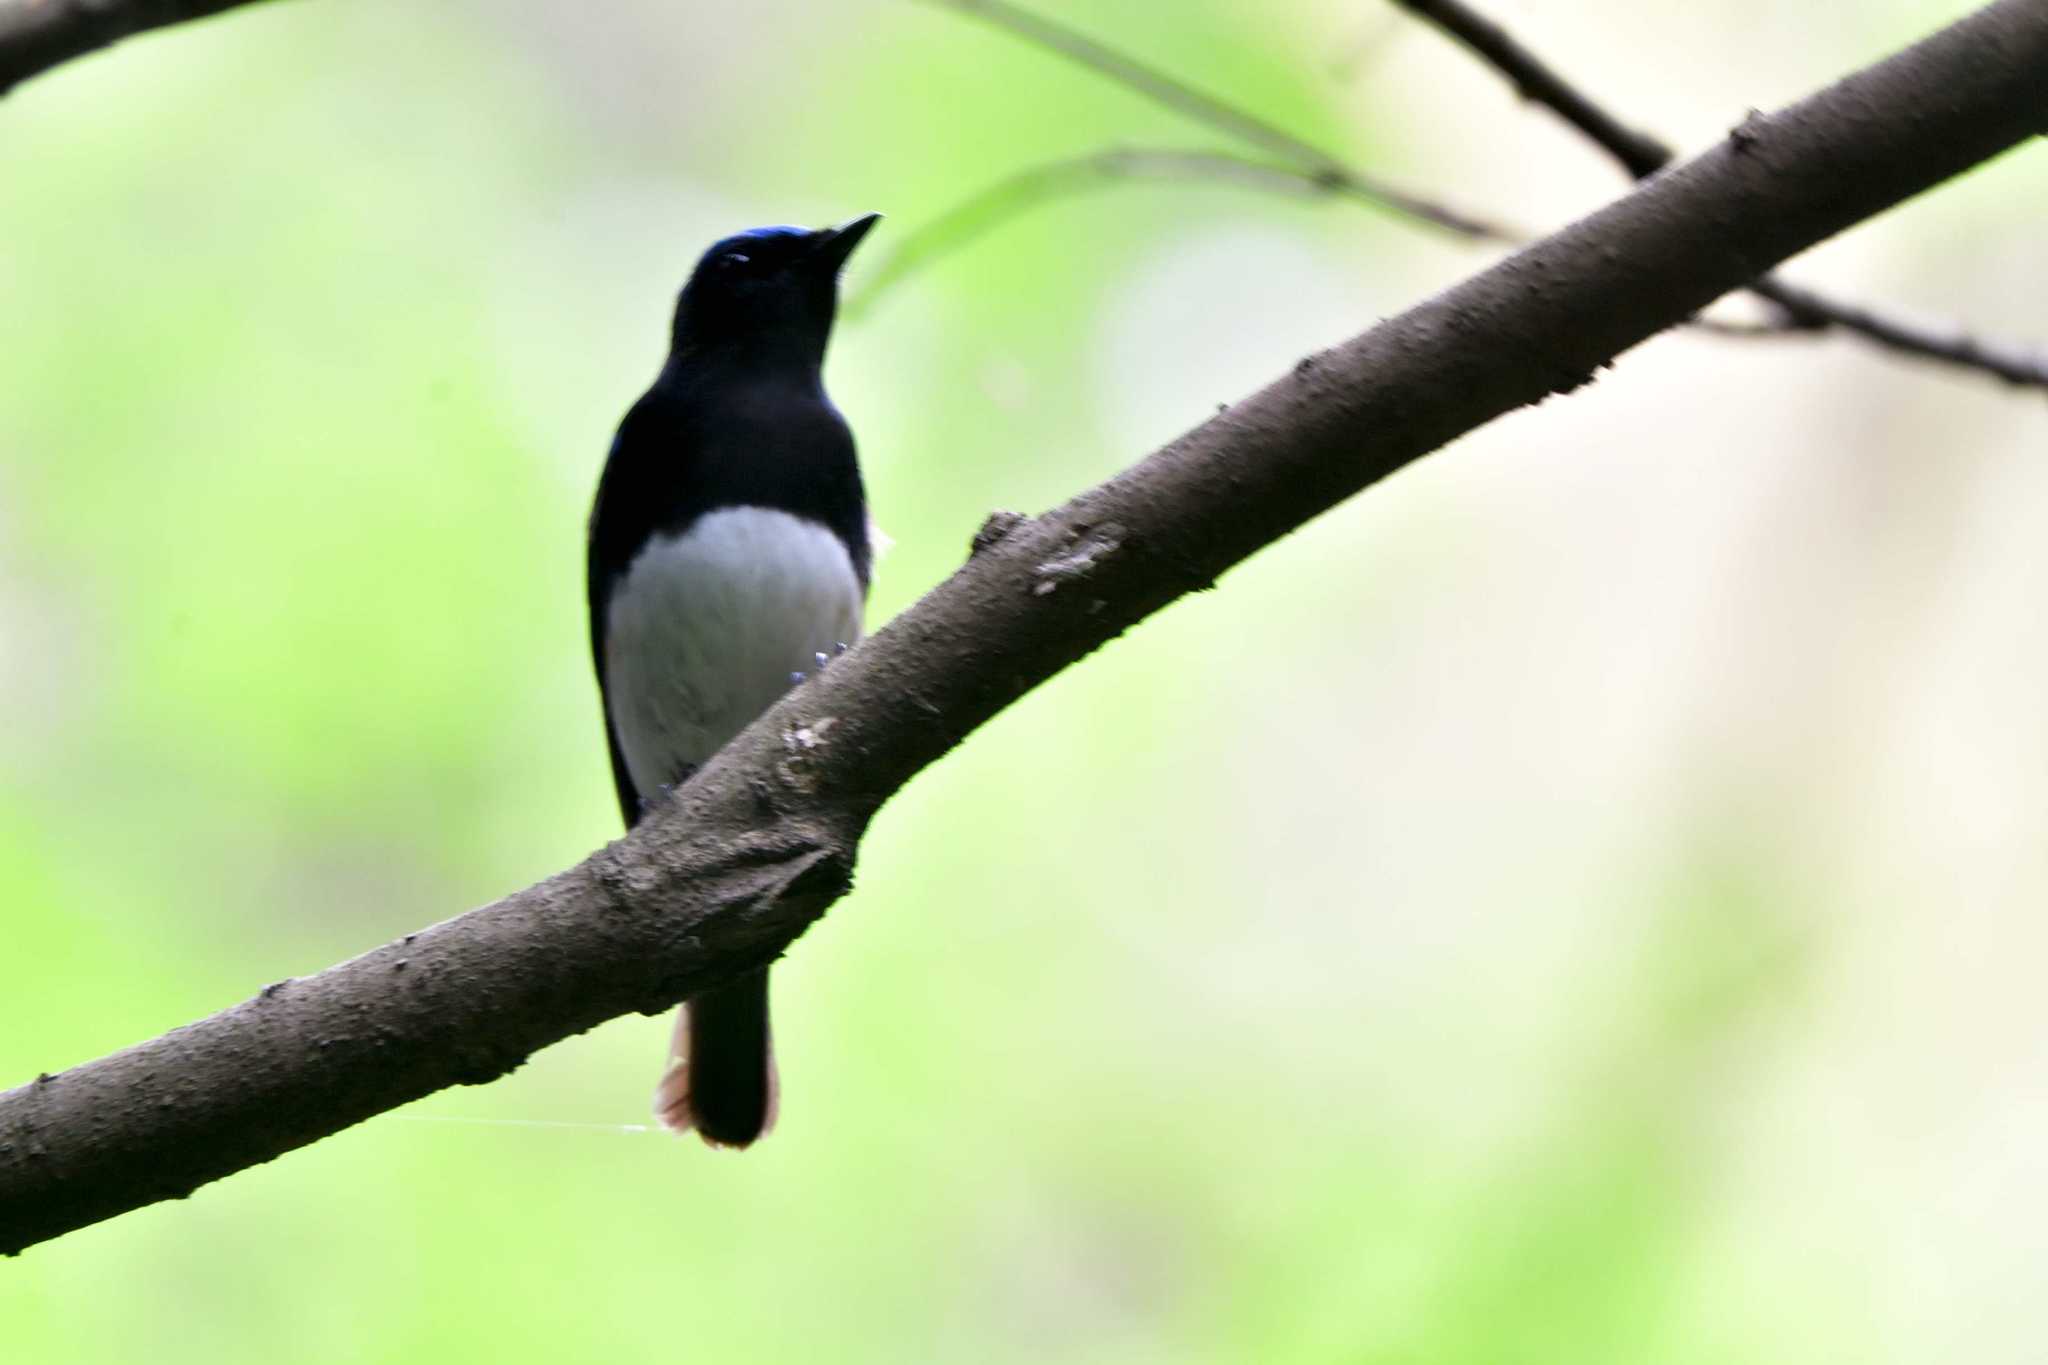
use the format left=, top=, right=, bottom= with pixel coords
left=587, top=346, right=871, bottom=614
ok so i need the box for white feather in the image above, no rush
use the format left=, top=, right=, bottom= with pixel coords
left=605, top=506, right=864, bottom=799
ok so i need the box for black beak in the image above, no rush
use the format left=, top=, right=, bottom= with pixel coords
left=810, top=213, right=882, bottom=273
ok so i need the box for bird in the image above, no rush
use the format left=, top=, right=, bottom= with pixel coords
left=587, top=214, right=880, bottom=1147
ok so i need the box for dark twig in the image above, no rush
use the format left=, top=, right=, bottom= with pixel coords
left=4, top=0, right=2045, bottom=1255
left=1741, top=277, right=2048, bottom=388
left=1388, top=0, right=1672, bottom=179
left=1390, top=0, right=2048, bottom=390
left=0, top=0, right=278, bottom=96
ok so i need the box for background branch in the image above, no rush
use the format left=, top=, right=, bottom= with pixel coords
left=1390, top=0, right=2048, bottom=390
left=0, top=0, right=276, bottom=96
left=919, top=0, right=1501, bottom=234
left=1388, top=0, right=1672, bottom=179
left=845, top=144, right=1521, bottom=318
left=2, top=0, right=2042, bottom=1256
left=896, top=0, right=2047, bottom=393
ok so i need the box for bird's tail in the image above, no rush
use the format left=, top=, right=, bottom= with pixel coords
left=653, top=968, right=779, bottom=1148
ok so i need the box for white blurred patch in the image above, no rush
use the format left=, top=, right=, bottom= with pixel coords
left=1094, top=222, right=1382, bottom=452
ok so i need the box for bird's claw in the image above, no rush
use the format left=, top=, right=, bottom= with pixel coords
left=793, top=644, right=852, bottom=688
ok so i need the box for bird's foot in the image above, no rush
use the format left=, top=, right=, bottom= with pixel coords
left=638, top=766, right=699, bottom=819
left=790, top=644, right=852, bottom=687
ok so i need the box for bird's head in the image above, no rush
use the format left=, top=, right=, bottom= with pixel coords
left=670, top=214, right=881, bottom=364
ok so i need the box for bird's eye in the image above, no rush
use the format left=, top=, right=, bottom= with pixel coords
left=718, top=252, right=750, bottom=270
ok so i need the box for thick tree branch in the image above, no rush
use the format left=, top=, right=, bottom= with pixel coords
left=0, top=0, right=276, bottom=95
left=1390, top=0, right=2048, bottom=391
left=3, top=0, right=2044, bottom=1256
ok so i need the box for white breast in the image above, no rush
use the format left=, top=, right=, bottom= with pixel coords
left=604, top=506, right=864, bottom=800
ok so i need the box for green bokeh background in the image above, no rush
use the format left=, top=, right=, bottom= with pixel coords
left=4, top=1, right=2044, bottom=1360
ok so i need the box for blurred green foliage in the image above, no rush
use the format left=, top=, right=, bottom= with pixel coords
left=4, top=2, right=2043, bottom=1361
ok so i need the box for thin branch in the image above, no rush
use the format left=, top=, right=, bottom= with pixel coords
left=853, top=142, right=2048, bottom=388
left=1327, top=11, right=1408, bottom=84
left=919, top=0, right=2048, bottom=394
left=4, top=0, right=2043, bottom=1256
left=1390, top=0, right=2048, bottom=391
left=917, top=0, right=1509, bottom=242
left=1387, top=0, right=1672, bottom=179
left=847, top=145, right=1830, bottom=361
left=924, top=0, right=1363, bottom=178
left=845, top=144, right=1520, bottom=318
left=1743, top=276, right=2048, bottom=388
left=0, top=0, right=279, bottom=96
left=1682, top=312, right=1802, bottom=339
left=843, top=142, right=1779, bottom=352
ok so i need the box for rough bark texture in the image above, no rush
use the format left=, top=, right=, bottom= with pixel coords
left=2, top=0, right=2044, bottom=1257
left=0, top=0, right=277, bottom=95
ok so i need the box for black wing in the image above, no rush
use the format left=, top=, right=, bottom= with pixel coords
left=588, top=390, right=693, bottom=830
left=587, top=370, right=871, bottom=831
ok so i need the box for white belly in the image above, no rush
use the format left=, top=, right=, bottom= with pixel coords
left=604, top=506, right=864, bottom=798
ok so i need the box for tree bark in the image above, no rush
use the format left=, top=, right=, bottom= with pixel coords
left=0, top=0, right=278, bottom=95
left=2, top=0, right=2043, bottom=1257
